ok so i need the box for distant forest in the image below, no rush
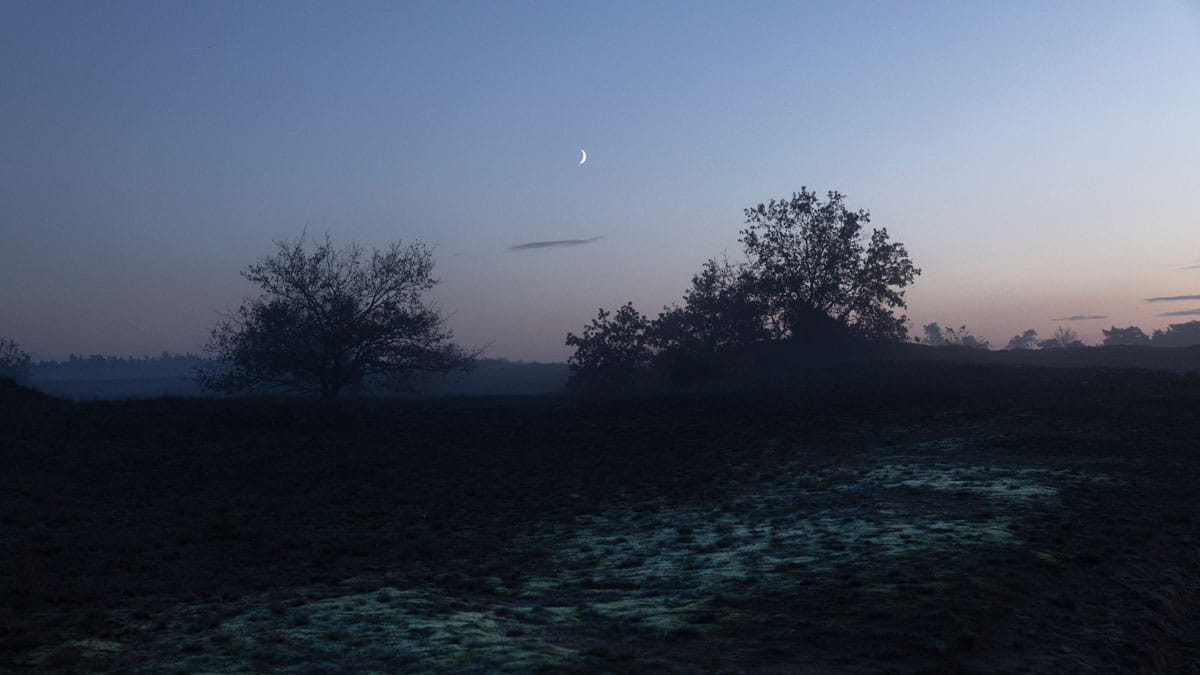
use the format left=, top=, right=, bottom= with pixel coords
left=31, top=352, right=209, bottom=381
left=1122, top=320, right=1200, bottom=348
left=9, top=320, right=1199, bottom=401
left=19, top=320, right=1200, bottom=385
left=19, top=320, right=1200, bottom=393
left=920, top=320, right=1200, bottom=351
left=24, top=354, right=568, bottom=400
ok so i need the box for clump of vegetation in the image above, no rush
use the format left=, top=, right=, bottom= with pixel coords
left=919, top=323, right=990, bottom=349
left=1038, top=326, right=1085, bottom=349
left=1102, top=325, right=1151, bottom=346
left=566, top=189, right=920, bottom=391
left=1005, top=329, right=1039, bottom=350
left=1149, top=320, right=1200, bottom=347
left=0, top=337, right=31, bottom=382
left=1099, top=321, right=1200, bottom=348
left=565, top=303, right=655, bottom=393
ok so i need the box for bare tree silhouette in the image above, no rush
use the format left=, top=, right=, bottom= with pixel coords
left=200, top=233, right=474, bottom=397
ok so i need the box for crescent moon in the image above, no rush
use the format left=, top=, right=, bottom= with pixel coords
left=579, top=149, right=587, bottom=165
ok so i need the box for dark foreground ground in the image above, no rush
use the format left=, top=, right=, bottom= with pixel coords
left=2, top=363, right=1199, bottom=673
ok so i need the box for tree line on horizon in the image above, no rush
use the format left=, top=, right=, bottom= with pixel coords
left=560, top=186, right=1200, bottom=392
left=29, top=352, right=209, bottom=380
left=3, top=187, right=1199, bottom=395
left=917, top=321, right=1200, bottom=351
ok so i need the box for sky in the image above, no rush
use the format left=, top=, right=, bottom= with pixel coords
left=2, top=1, right=1199, bottom=362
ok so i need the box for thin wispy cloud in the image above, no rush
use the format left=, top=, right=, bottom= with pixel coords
left=1051, top=314, right=1107, bottom=321
left=509, top=236, right=603, bottom=251
left=1158, top=308, right=1200, bottom=317
left=1144, top=294, right=1200, bottom=302
left=1180, top=264, right=1200, bottom=270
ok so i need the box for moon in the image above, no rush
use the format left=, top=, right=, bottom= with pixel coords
left=578, top=149, right=587, bottom=165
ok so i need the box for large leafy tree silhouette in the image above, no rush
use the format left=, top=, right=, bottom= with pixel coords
left=740, top=188, right=920, bottom=341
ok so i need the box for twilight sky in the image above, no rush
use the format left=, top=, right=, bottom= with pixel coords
left=3, top=1, right=1199, bottom=362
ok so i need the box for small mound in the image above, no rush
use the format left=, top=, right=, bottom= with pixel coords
left=0, top=377, right=62, bottom=407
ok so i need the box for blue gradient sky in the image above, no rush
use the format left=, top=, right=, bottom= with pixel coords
left=3, top=1, right=1199, bottom=361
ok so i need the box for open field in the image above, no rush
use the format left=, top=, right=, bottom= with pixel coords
left=3, top=362, right=1200, bottom=672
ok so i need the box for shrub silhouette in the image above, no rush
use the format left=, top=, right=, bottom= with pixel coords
left=1102, top=326, right=1151, bottom=346
left=0, top=337, right=31, bottom=382
left=1038, top=326, right=1084, bottom=349
left=650, top=257, right=772, bottom=385
left=565, top=303, right=654, bottom=392
left=1150, top=320, right=1200, bottom=348
left=920, top=323, right=990, bottom=349
left=653, top=257, right=770, bottom=354
left=1005, top=329, right=1039, bottom=350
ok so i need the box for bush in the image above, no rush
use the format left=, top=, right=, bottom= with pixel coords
left=920, top=323, right=990, bottom=349
left=1038, top=326, right=1084, bottom=349
left=1005, top=329, right=1038, bottom=350
left=1151, top=320, right=1200, bottom=348
left=0, top=338, right=31, bottom=382
left=1102, top=326, right=1150, bottom=346
left=565, top=303, right=654, bottom=392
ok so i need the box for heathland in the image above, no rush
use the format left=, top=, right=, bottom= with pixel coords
left=3, top=354, right=1199, bottom=672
